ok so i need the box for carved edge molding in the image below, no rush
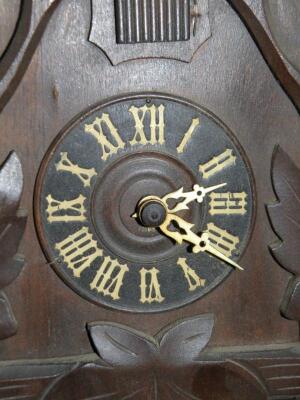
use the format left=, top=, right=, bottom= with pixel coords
left=262, top=0, right=300, bottom=76
left=227, top=0, right=300, bottom=112
left=0, top=0, right=63, bottom=114
left=267, top=146, right=300, bottom=320
left=0, top=152, right=27, bottom=339
left=0, top=317, right=300, bottom=399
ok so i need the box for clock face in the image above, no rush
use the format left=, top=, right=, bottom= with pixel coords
left=35, top=94, right=254, bottom=312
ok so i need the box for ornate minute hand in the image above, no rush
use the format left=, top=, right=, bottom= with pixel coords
left=159, top=213, right=243, bottom=271
left=162, top=183, right=227, bottom=214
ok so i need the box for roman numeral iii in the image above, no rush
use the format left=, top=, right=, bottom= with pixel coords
left=209, top=192, right=247, bottom=215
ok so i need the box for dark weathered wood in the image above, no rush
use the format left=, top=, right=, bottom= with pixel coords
left=264, top=0, right=300, bottom=75
left=282, top=278, right=300, bottom=319
left=228, top=0, right=300, bottom=111
left=0, top=0, right=63, bottom=113
left=0, top=292, right=17, bottom=340
left=0, top=0, right=21, bottom=59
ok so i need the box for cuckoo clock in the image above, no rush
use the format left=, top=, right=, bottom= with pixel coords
left=0, top=1, right=299, bottom=399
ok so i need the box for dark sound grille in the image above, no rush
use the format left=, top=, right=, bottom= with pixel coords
left=115, top=0, right=191, bottom=44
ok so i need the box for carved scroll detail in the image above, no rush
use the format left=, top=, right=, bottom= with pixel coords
left=267, top=146, right=300, bottom=319
left=228, top=0, right=300, bottom=111
left=0, top=152, right=27, bottom=339
left=0, top=0, right=63, bottom=113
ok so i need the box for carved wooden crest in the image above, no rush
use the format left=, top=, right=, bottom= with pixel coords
left=89, top=0, right=211, bottom=64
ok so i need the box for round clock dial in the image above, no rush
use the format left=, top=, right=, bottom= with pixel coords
left=35, top=94, right=254, bottom=312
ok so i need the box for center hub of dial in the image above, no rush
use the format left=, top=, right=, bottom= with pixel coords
left=137, top=196, right=168, bottom=228
left=91, top=151, right=203, bottom=264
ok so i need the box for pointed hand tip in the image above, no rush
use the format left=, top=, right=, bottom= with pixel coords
left=234, top=262, right=244, bottom=271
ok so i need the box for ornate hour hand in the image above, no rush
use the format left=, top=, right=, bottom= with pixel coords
left=133, top=182, right=227, bottom=222
left=159, top=213, right=243, bottom=271
left=162, top=182, right=227, bottom=213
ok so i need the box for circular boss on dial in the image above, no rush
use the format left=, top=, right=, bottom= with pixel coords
left=35, top=94, right=254, bottom=312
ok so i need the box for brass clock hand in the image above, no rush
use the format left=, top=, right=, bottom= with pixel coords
left=159, top=213, right=243, bottom=271
left=133, top=182, right=227, bottom=220
left=198, top=234, right=244, bottom=271
left=161, top=182, right=227, bottom=213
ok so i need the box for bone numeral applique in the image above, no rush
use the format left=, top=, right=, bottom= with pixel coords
left=199, top=149, right=236, bottom=179
left=85, top=113, right=125, bottom=161
left=209, top=192, right=247, bottom=215
left=206, top=223, right=239, bottom=258
left=177, top=118, right=200, bottom=153
left=139, top=267, right=165, bottom=304
left=90, top=257, right=129, bottom=300
left=129, top=104, right=165, bottom=146
left=55, top=227, right=102, bottom=277
left=177, top=258, right=206, bottom=291
left=46, top=194, right=87, bottom=223
left=55, top=152, right=97, bottom=188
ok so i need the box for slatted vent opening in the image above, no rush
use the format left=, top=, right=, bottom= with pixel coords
left=115, top=0, right=191, bottom=44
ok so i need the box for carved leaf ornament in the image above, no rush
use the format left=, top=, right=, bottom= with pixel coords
left=0, top=152, right=26, bottom=339
left=267, top=146, right=300, bottom=319
left=43, top=315, right=214, bottom=399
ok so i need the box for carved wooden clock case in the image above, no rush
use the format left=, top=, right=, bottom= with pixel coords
left=0, top=1, right=300, bottom=399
